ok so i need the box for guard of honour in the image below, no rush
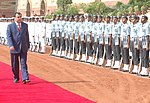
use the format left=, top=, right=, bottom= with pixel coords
left=0, top=14, right=149, bottom=77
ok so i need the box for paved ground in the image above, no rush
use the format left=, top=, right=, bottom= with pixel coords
left=1, top=45, right=150, bottom=103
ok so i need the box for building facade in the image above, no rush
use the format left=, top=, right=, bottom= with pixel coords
left=17, top=0, right=130, bottom=16
left=0, top=0, right=17, bottom=17
left=17, top=0, right=57, bottom=17
left=1, top=0, right=129, bottom=17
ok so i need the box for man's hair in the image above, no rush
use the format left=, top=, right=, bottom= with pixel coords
left=14, top=12, right=22, bottom=17
left=142, top=15, right=148, bottom=20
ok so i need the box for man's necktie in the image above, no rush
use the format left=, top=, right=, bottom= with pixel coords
left=18, top=23, right=21, bottom=31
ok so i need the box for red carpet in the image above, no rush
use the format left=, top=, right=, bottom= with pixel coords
left=0, top=62, right=95, bottom=103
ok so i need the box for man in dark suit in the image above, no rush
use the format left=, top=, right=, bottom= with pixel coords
left=7, top=12, right=30, bottom=84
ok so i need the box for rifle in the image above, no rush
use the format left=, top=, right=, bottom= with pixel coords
left=94, top=42, right=99, bottom=65
left=64, top=37, right=67, bottom=58
left=129, top=50, right=133, bottom=73
left=78, top=35, right=82, bottom=61
left=101, top=33, right=105, bottom=66
left=119, top=37, right=123, bottom=71
left=85, top=34, right=88, bottom=63
left=67, top=35, right=71, bottom=59
left=111, top=52, right=115, bottom=68
left=72, top=33, right=75, bottom=60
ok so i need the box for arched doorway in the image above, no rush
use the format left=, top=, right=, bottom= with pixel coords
left=40, top=0, right=46, bottom=16
left=26, top=1, right=31, bottom=17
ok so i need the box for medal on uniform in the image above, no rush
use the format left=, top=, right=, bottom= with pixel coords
left=75, top=32, right=78, bottom=39
left=80, top=33, right=84, bottom=41
left=134, top=37, right=138, bottom=48
left=60, top=26, right=62, bottom=32
left=86, top=33, right=90, bottom=42
left=99, top=27, right=102, bottom=32
left=75, top=26, right=78, bottom=34
left=52, top=25, right=55, bottom=32
left=94, top=26, right=97, bottom=42
left=65, top=32, right=68, bottom=38
left=105, top=27, right=109, bottom=44
left=105, top=35, right=108, bottom=44
left=99, top=35, right=103, bottom=44
left=123, top=36, right=128, bottom=48
left=114, top=35, right=119, bottom=45
left=69, top=32, right=72, bottom=40
left=52, top=31, right=55, bottom=37
left=87, top=26, right=90, bottom=34
left=56, top=32, right=59, bottom=37
left=75, top=25, right=79, bottom=39
left=142, top=36, right=146, bottom=48
left=114, top=27, right=119, bottom=45
left=142, top=28, right=145, bottom=32
left=93, top=34, right=97, bottom=42
left=123, top=28, right=126, bottom=35
left=62, top=32, right=65, bottom=37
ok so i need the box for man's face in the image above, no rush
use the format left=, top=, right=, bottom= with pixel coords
left=15, top=14, right=22, bottom=23
left=113, top=18, right=118, bottom=24
left=87, top=17, right=91, bottom=21
left=31, top=18, right=34, bottom=22
left=97, top=18, right=102, bottom=23
left=69, top=18, right=72, bottom=22
left=122, top=18, right=127, bottom=23
left=80, top=18, right=84, bottom=22
left=141, top=17, right=147, bottom=24
left=65, top=17, right=69, bottom=21
left=56, top=17, right=59, bottom=20
left=131, top=18, right=137, bottom=23
left=75, top=18, right=79, bottom=22
left=60, top=16, right=64, bottom=20
left=106, top=17, right=110, bottom=23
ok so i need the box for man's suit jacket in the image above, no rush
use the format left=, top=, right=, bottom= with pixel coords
left=7, top=22, right=30, bottom=53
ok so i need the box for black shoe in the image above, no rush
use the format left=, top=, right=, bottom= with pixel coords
left=22, top=80, right=26, bottom=84
left=14, top=79, right=19, bottom=83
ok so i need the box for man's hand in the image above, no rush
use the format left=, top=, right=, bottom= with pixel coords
left=10, top=46, right=15, bottom=51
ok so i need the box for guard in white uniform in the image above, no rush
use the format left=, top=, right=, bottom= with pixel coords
left=55, top=15, right=61, bottom=56
left=1, top=19, right=8, bottom=45
left=84, top=14, right=93, bottom=63
left=45, top=19, right=51, bottom=46
left=120, top=16, right=131, bottom=72
left=139, top=15, right=150, bottom=76
left=0, top=19, right=5, bottom=44
left=59, top=14, right=66, bottom=57
left=68, top=16, right=75, bottom=59
left=64, top=15, right=70, bottom=58
left=39, top=17, right=46, bottom=53
left=73, top=15, right=80, bottom=60
left=104, top=16, right=113, bottom=67
left=28, top=17, right=35, bottom=51
left=79, top=15, right=86, bottom=62
left=97, top=15, right=105, bottom=66
left=51, top=15, right=57, bottom=56
left=129, top=15, right=140, bottom=74
left=91, top=15, right=98, bottom=64
left=34, top=17, right=40, bottom=52
left=112, top=16, right=121, bottom=69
